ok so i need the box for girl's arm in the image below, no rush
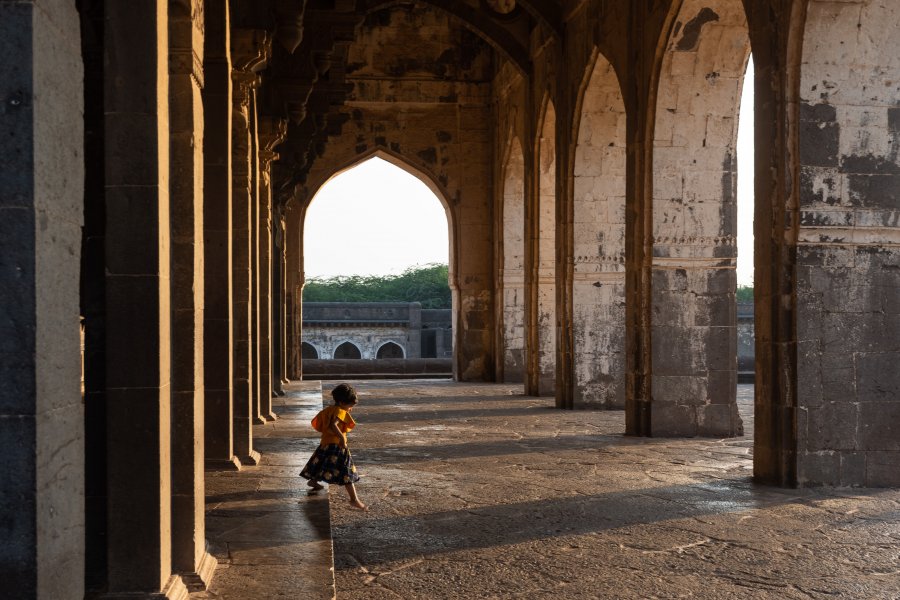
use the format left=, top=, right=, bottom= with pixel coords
left=329, top=414, right=347, bottom=447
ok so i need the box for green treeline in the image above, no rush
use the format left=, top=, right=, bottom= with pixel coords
left=304, top=263, right=752, bottom=308
left=303, top=263, right=452, bottom=309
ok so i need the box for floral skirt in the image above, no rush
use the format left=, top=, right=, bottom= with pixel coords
left=300, top=444, right=360, bottom=485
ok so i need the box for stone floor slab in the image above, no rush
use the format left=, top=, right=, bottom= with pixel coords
left=328, top=381, right=900, bottom=600
left=193, top=381, right=335, bottom=600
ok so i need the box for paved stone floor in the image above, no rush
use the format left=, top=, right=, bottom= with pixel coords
left=193, top=380, right=900, bottom=599
left=193, top=381, right=335, bottom=599
left=330, top=381, right=900, bottom=600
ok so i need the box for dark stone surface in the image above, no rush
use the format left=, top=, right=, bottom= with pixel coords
left=858, top=402, right=900, bottom=452
left=0, top=5, right=38, bottom=595
left=855, top=352, right=900, bottom=402
left=651, top=402, right=698, bottom=437
left=105, top=275, right=164, bottom=390
left=866, top=451, right=900, bottom=486
left=0, top=415, right=37, bottom=597
left=847, top=173, right=900, bottom=208
left=805, top=401, right=859, bottom=452
left=798, top=119, right=840, bottom=167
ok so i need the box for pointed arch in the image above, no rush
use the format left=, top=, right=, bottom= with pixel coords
left=301, top=342, right=319, bottom=360
left=571, top=50, right=627, bottom=409
left=334, top=341, right=362, bottom=360
left=376, top=341, right=406, bottom=359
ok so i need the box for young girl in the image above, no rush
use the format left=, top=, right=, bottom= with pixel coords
left=300, top=383, right=366, bottom=510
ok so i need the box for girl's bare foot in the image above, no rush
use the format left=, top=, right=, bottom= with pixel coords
left=349, top=498, right=367, bottom=510
left=307, top=479, right=324, bottom=491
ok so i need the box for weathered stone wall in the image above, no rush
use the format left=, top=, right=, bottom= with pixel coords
left=650, top=0, right=747, bottom=436
left=303, top=327, right=411, bottom=359
left=0, top=1, right=85, bottom=596
left=796, top=0, right=900, bottom=486
left=572, top=52, right=627, bottom=409
left=500, top=136, right=526, bottom=381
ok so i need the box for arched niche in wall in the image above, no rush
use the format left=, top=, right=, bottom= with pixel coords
left=334, top=341, right=362, bottom=360
left=301, top=342, right=319, bottom=360
left=376, top=341, right=405, bottom=359
left=571, top=50, right=627, bottom=409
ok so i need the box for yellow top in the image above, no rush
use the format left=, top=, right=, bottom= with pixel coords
left=312, top=405, right=356, bottom=447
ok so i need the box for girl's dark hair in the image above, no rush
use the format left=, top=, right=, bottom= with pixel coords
left=331, top=383, right=358, bottom=405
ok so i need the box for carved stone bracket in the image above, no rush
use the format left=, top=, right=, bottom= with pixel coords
left=231, top=28, right=272, bottom=73
left=258, top=117, right=289, bottom=171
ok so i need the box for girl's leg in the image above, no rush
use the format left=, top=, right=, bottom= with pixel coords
left=344, top=483, right=366, bottom=510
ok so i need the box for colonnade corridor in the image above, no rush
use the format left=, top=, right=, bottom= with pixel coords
left=192, top=380, right=900, bottom=600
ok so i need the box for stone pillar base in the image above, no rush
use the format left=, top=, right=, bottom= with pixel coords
left=253, top=415, right=267, bottom=425
left=238, top=450, right=261, bottom=466
left=100, top=575, right=189, bottom=600
left=179, top=550, right=218, bottom=592
left=205, top=457, right=242, bottom=471
left=264, top=412, right=278, bottom=422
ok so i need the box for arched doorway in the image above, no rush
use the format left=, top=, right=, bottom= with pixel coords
left=301, top=342, right=319, bottom=360
left=300, top=152, right=454, bottom=374
left=376, top=342, right=405, bottom=359
left=334, top=341, right=362, bottom=360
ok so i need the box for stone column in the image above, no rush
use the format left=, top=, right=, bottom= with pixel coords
left=285, top=203, right=303, bottom=380
left=248, top=91, right=264, bottom=425
left=202, top=0, right=240, bottom=471
left=0, top=2, right=84, bottom=597
left=102, top=1, right=187, bottom=596
left=408, top=302, right=423, bottom=358
left=258, top=117, right=288, bottom=415
left=230, top=29, right=269, bottom=465
left=648, top=1, right=747, bottom=437
left=168, top=2, right=216, bottom=590
left=272, top=205, right=286, bottom=395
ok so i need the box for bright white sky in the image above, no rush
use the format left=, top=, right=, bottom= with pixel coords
left=303, top=157, right=450, bottom=278
left=305, top=57, right=754, bottom=285
left=736, top=56, right=754, bottom=286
